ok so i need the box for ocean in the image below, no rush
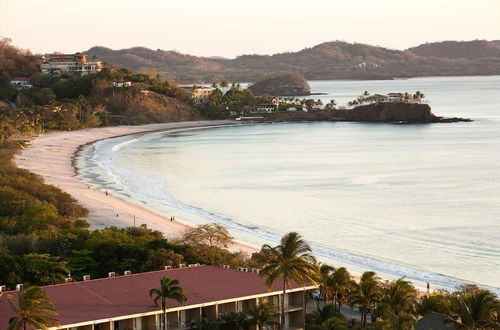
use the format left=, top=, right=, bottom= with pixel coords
left=77, top=76, right=500, bottom=293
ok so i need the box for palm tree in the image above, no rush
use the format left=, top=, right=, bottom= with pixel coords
left=380, top=278, right=417, bottom=316
left=149, top=276, right=187, bottom=330
left=7, top=286, right=59, bottom=330
left=307, top=304, right=346, bottom=330
left=374, top=278, right=418, bottom=329
left=318, top=264, right=334, bottom=311
left=449, top=285, right=500, bottom=329
left=247, top=301, right=279, bottom=329
left=348, top=271, right=380, bottom=328
left=260, top=232, right=318, bottom=329
left=326, top=267, right=352, bottom=311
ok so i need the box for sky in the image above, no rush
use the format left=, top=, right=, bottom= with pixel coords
left=1, top=0, right=499, bottom=58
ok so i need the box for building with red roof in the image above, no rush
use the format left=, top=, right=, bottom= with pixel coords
left=0, top=265, right=315, bottom=330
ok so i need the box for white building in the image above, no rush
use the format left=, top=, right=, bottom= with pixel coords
left=10, top=77, right=32, bottom=89
left=112, top=81, right=132, bottom=87
left=40, top=53, right=103, bottom=76
left=386, top=93, right=404, bottom=102
left=255, top=103, right=275, bottom=113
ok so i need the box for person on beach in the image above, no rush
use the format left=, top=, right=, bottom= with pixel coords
left=105, top=190, right=108, bottom=196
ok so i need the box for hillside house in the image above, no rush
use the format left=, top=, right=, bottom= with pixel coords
left=40, top=53, right=103, bottom=76
left=112, top=81, right=132, bottom=87
left=10, top=77, right=32, bottom=89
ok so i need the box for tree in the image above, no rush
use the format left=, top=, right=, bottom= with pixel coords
left=260, top=232, right=318, bottom=329
left=379, top=278, right=417, bottom=316
left=318, top=264, right=334, bottom=311
left=20, top=254, right=68, bottom=286
left=181, top=223, right=233, bottom=264
left=306, top=304, right=346, bottom=330
left=326, top=267, right=352, bottom=311
left=220, top=311, right=248, bottom=330
left=374, top=278, right=418, bottom=329
left=7, top=286, right=59, bottom=330
left=416, top=290, right=452, bottom=317
left=149, top=276, right=187, bottom=330
left=247, top=301, right=279, bottom=329
left=348, top=271, right=380, bottom=328
left=449, top=284, right=500, bottom=329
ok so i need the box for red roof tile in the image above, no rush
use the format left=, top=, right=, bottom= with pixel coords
left=0, top=265, right=311, bottom=328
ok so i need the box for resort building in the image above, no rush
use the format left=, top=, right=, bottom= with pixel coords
left=179, top=85, right=214, bottom=105
left=255, top=103, right=276, bottom=113
left=385, top=92, right=404, bottom=102
left=40, top=53, right=103, bottom=76
left=10, top=77, right=32, bottom=89
left=0, top=265, right=315, bottom=330
left=112, top=81, right=132, bottom=87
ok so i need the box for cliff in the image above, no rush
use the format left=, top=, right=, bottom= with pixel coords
left=248, top=72, right=311, bottom=96
left=262, top=103, right=470, bottom=123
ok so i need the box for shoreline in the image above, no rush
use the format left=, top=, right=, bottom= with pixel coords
left=15, top=121, right=259, bottom=255
left=15, top=121, right=498, bottom=294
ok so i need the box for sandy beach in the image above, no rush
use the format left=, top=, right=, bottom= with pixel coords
left=15, top=121, right=258, bottom=254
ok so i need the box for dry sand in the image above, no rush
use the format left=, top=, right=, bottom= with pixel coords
left=15, top=121, right=258, bottom=254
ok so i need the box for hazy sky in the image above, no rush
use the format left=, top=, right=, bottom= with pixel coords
left=1, top=0, right=499, bottom=58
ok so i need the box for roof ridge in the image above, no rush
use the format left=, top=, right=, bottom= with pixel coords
left=1, top=265, right=210, bottom=292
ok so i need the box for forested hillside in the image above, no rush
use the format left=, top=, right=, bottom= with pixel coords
left=85, top=40, right=500, bottom=83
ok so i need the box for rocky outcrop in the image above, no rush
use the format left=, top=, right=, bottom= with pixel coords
left=261, top=103, right=471, bottom=123
left=248, top=72, right=311, bottom=96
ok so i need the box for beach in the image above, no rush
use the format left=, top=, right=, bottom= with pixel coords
left=14, top=120, right=258, bottom=255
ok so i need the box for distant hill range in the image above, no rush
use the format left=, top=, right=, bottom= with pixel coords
left=85, top=40, right=500, bottom=83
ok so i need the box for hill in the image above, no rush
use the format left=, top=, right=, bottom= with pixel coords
left=249, top=72, right=311, bottom=96
left=84, top=40, right=500, bottom=83
left=407, top=40, right=500, bottom=59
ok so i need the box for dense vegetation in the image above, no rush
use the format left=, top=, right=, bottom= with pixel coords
left=0, top=38, right=196, bottom=136
left=85, top=40, right=500, bottom=82
left=0, top=141, right=252, bottom=289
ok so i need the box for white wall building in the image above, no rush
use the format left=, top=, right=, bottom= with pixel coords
left=112, top=81, right=132, bottom=87
left=10, top=77, right=32, bottom=89
left=40, top=53, right=103, bottom=76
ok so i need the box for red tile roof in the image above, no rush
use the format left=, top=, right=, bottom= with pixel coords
left=0, top=265, right=311, bottom=328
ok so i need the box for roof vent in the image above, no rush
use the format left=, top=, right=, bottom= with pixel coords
left=108, top=272, right=116, bottom=278
left=124, top=270, right=132, bottom=276
left=251, top=268, right=261, bottom=275
left=83, top=275, right=91, bottom=281
left=164, top=265, right=172, bottom=270
left=65, top=278, right=74, bottom=283
left=16, top=284, right=23, bottom=291
left=178, top=264, right=186, bottom=268
left=237, top=267, right=248, bottom=272
left=220, top=264, right=230, bottom=269
left=188, top=263, right=200, bottom=267
left=0, top=285, right=6, bottom=292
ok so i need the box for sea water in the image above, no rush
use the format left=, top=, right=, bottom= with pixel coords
left=77, top=76, right=500, bottom=293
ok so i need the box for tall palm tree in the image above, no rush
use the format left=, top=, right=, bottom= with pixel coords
left=374, top=278, right=418, bottom=329
left=348, top=271, right=380, bottom=328
left=149, top=276, right=187, bottom=330
left=326, top=267, right=352, bottom=311
left=260, top=232, right=318, bottom=329
left=247, top=301, right=279, bottom=329
left=380, top=278, right=417, bottom=317
left=318, top=264, right=334, bottom=311
left=449, top=285, right=499, bottom=329
left=7, top=286, right=59, bottom=330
